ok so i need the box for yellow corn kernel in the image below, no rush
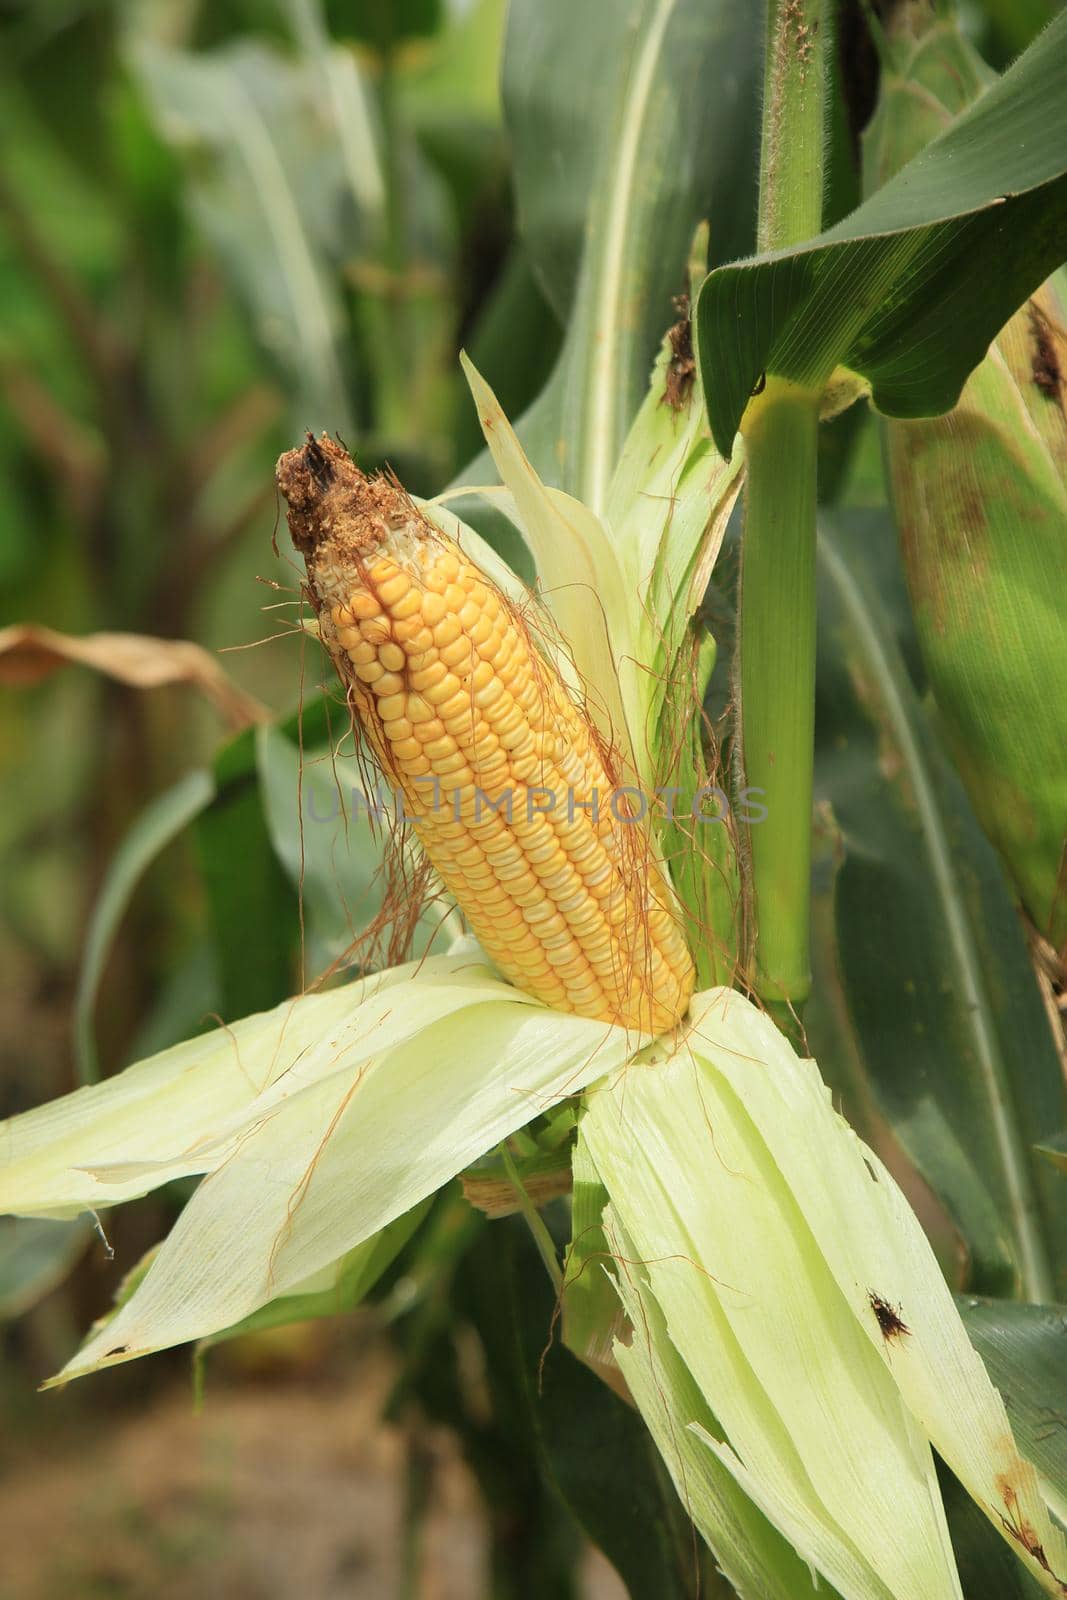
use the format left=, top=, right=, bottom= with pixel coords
left=421, top=592, right=448, bottom=627
left=277, top=434, right=695, bottom=1035
left=378, top=641, right=406, bottom=672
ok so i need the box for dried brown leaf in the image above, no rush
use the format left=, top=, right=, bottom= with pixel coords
left=0, top=624, right=268, bottom=731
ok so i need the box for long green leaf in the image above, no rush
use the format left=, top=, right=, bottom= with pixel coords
left=131, top=33, right=373, bottom=431
left=255, top=722, right=384, bottom=976
left=74, top=769, right=214, bottom=1085
left=499, top=0, right=759, bottom=499
left=197, top=727, right=300, bottom=1020
left=503, top=1213, right=711, bottom=1599
left=0, top=1217, right=89, bottom=1320
left=695, top=11, right=1067, bottom=456
left=959, top=1296, right=1067, bottom=1514
left=863, top=8, right=1067, bottom=953
left=809, top=511, right=1067, bottom=1301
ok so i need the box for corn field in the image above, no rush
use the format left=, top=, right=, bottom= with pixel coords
left=1, top=2, right=1066, bottom=1597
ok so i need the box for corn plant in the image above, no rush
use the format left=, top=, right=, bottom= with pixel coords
left=3, top=1, right=1067, bottom=1596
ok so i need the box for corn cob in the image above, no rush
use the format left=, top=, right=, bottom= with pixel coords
left=277, top=434, right=694, bottom=1034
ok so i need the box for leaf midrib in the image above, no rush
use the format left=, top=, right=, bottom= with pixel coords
left=578, top=0, right=678, bottom=515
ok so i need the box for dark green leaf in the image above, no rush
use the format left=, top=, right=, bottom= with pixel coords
left=453, top=246, right=561, bottom=469
left=255, top=720, right=446, bottom=975
left=808, top=510, right=1067, bottom=1300
left=197, top=726, right=299, bottom=1020
left=394, top=1210, right=585, bottom=1596
left=0, top=1217, right=89, bottom=1320
left=696, top=12, right=1067, bottom=456
left=959, top=1295, right=1067, bottom=1502
left=503, top=1218, right=704, bottom=1598
left=938, top=1463, right=1047, bottom=1600
left=977, top=0, right=1066, bottom=69
left=1037, top=1135, right=1067, bottom=1177
left=325, top=0, right=444, bottom=52
left=74, top=769, right=214, bottom=1085
left=254, top=722, right=383, bottom=976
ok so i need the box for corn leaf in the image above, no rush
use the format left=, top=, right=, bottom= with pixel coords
left=937, top=1469, right=1048, bottom=1600
left=488, top=1209, right=709, bottom=1600
left=605, top=316, right=742, bottom=742
left=459, top=356, right=643, bottom=783
left=599, top=1196, right=829, bottom=1599
left=959, top=1297, right=1067, bottom=1522
left=609, top=1250, right=827, bottom=1600
left=0, top=966, right=414, bottom=1220
left=253, top=721, right=454, bottom=977
left=131, top=34, right=376, bottom=433
left=197, top=725, right=301, bottom=1019
left=809, top=510, right=1067, bottom=1301
left=0, top=625, right=266, bottom=729
left=861, top=12, right=1067, bottom=953
left=496, top=0, right=759, bottom=498
left=695, top=11, right=1067, bottom=457
left=196, top=1198, right=432, bottom=1355
left=73, top=768, right=214, bottom=1085
left=562, top=1132, right=628, bottom=1395
left=0, top=1218, right=90, bottom=1320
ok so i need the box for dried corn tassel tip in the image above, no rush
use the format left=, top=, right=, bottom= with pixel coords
left=277, top=434, right=695, bottom=1035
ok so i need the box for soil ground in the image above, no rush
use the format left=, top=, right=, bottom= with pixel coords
left=0, top=1336, right=625, bottom=1600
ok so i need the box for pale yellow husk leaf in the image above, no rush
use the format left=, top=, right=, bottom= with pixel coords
left=37, top=958, right=637, bottom=1383
left=584, top=986, right=1067, bottom=1597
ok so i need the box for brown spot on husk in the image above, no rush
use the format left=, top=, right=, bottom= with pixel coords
left=996, top=1474, right=1067, bottom=1591
left=663, top=295, right=696, bottom=411
left=1029, top=299, right=1065, bottom=402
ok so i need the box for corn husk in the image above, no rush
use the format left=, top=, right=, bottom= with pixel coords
left=583, top=987, right=1067, bottom=1597
left=0, top=949, right=638, bottom=1381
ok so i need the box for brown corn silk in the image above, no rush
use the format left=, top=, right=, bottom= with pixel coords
left=277, top=435, right=694, bottom=1034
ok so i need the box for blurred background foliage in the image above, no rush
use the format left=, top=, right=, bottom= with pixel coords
left=0, top=0, right=550, bottom=1089
left=1, top=1, right=1065, bottom=1596
left=0, top=3, right=574, bottom=1594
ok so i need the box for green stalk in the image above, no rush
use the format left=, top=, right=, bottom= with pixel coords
left=358, top=32, right=421, bottom=449
left=757, top=0, right=830, bottom=251
left=500, top=1143, right=563, bottom=1295
left=740, top=0, right=831, bottom=999
left=375, top=42, right=410, bottom=439
left=741, top=382, right=820, bottom=998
